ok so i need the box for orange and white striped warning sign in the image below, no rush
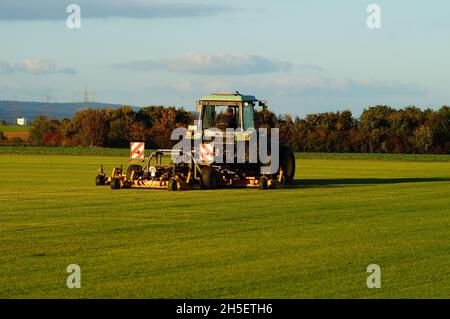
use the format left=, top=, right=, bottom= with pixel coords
left=130, top=142, right=145, bottom=160
left=199, top=143, right=214, bottom=163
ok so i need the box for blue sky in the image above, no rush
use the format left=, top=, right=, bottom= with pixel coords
left=1, top=0, right=450, bottom=116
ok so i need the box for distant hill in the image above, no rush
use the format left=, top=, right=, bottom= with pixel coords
left=0, top=100, right=138, bottom=124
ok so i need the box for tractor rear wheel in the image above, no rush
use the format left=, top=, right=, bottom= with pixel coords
left=278, top=146, right=295, bottom=183
left=126, top=165, right=143, bottom=180
left=200, top=167, right=218, bottom=190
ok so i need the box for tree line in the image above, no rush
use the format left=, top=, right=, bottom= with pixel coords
left=1, top=104, right=450, bottom=154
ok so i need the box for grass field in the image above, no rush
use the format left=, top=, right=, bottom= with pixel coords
left=0, top=125, right=30, bottom=132
left=1, top=152, right=450, bottom=298
left=2, top=145, right=450, bottom=162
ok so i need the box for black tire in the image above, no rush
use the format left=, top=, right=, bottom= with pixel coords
left=200, top=166, right=218, bottom=190
left=259, top=177, right=268, bottom=190
left=279, top=146, right=295, bottom=183
left=167, top=179, right=178, bottom=191
left=95, top=175, right=105, bottom=186
left=126, top=165, right=143, bottom=180
left=111, top=178, right=121, bottom=190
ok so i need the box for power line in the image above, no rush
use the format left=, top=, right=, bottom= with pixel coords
left=46, top=88, right=53, bottom=118
left=77, top=85, right=96, bottom=110
left=10, top=96, right=18, bottom=125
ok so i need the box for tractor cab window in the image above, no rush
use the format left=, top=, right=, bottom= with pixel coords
left=202, top=105, right=240, bottom=130
left=242, top=105, right=255, bottom=130
left=202, top=105, right=214, bottom=129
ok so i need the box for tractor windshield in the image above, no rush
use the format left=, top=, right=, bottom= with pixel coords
left=202, top=105, right=240, bottom=130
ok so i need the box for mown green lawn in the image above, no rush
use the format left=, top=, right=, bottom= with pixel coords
left=2, top=145, right=450, bottom=162
left=0, top=153, right=449, bottom=298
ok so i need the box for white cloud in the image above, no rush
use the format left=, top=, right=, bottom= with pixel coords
left=0, top=59, right=76, bottom=75
left=111, top=52, right=292, bottom=75
left=163, top=75, right=427, bottom=98
left=16, top=59, right=56, bottom=74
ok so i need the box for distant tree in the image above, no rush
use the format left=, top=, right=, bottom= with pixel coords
left=130, top=121, right=147, bottom=142
left=413, top=125, right=433, bottom=153
left=147, top=107, right=179, bottom=148
left=347, top=128, right=365, bottom=152
left=175, top=107, right=194, bottom=127
left=255, top=109, right=277, bottom=129
left=360, top=106, right=396, bottom=132
left=42, top=131, right=64, bottom=146
left=277, top=115, right=294, bottom=145
left=108, top=118, right=131, bottom=147
left=19, top=103, right=450, bottom=154
left=104, top=106, right=136, bottom=124
left=430, top=106, right=450, bottom=153
left=73, top=109, right=107, bottom=147
left=136, top=106, right=166, bottom=128
left=60, top=118, right=80, bottom=146
left=360, top=106, right=397, bottom=152
left=29, top=116, right=61, bottom=145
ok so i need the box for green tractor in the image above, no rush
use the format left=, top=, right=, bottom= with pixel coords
left=96, top=93, right=295, bottom=190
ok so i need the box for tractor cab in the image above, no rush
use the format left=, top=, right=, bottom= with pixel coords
left=193, top=93, right=266, bottom=134
left=186, top=92, right=275, bottom=169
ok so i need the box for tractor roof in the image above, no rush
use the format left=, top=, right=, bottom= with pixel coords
left=200, top=93, right=257, bottom=103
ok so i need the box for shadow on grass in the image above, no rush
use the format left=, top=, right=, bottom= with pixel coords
left=292, top=177, right=450, bottom=189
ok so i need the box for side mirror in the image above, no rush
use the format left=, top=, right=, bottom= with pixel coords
left=258, top=101, right=268, bottom=110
